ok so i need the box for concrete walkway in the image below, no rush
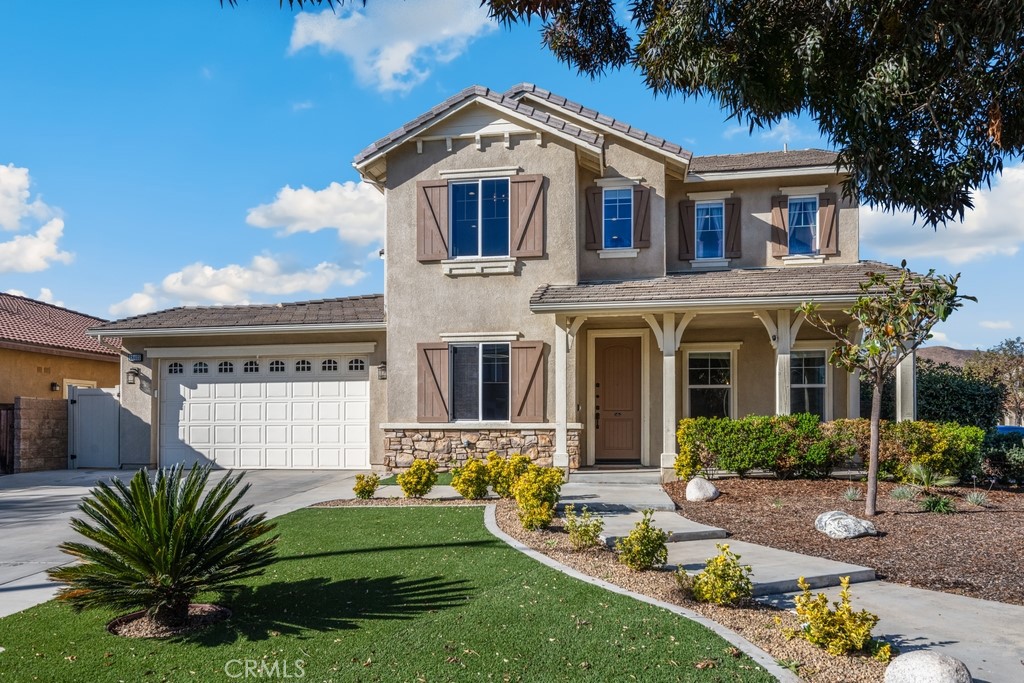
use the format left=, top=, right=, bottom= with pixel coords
left=565, top=470, right=1024, bottom=683
left=0, top=468, right=362, bottom=618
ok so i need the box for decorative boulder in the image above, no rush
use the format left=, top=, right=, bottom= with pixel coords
left=884, top=650, right=972, bottom=683
left=814, top=510, right=878, bottom=539
left=685, top=477, right=720, bottom=502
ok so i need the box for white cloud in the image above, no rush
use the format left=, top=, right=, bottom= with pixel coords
left=246, top=180, right=384, bottom=245
left=292, top=100, right=314, bottom=112
left=0, top=163, right=55, bottom=231
left=200, top=66, right=213, bottom=80
left=722, top=124, right=749, bottom=140
left=0, top=218, right=74, bottom=273
left=4, top=287, right=65, bottom=307
left=929, top=330, right=950, bottom=344
left=861, top=164, right=1024, bottom=264
left=759, top=119, right=810, bottom=145
left=980, top=320, right=1013, bottom=330
left=109, top=255, right=366, bottom=317
left=288, top=1, right=495, bottom=93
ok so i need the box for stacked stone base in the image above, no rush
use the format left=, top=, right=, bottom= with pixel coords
left=14, top=397, right=68, bottom=472
left=384, top=428, right=580, bottom=471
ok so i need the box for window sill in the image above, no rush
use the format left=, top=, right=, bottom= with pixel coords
left=781, top=254, right=826, bottom=266
left=598, top=248, right=639, bottom=259
left=690, top=258, right=730, bottom=270
left=441, top=257, right=516, bottom=276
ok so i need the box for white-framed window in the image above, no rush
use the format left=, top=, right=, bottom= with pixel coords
left=347, top=358, right=365, bottom=372
left=167, top=362, right=184, bottom=375
left=602, top=187, right=633, bottom=249
left=450, top=343, right=510, bottom=421
left=243, top=360, right=259, bottom=374
left=269, top=360, right=285, bottom=373
left=788, top=195, right=818, bottom=255
left=322, top=359, right=339, bottom=372
left=687, top=351, right=733, bottom=418
left=193, top=362, right=208, bottom=374
left=791, top=351, right=827, bottom=419
left=217, top=361, right=234, bottom=374
left=695, top=200, right=725, bottom=259
left=295, top=360, right=312, bottom=373
left=450, top=178, right=510, bottom=258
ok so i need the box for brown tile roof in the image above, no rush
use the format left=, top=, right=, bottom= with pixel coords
left=92, top=294, right=385, bottom=333
left=688, top=149, right=840, bottom=174
left=0, top=293, right=119, bottom=357
left=353, top=86, right=604, bottom=166
left=530, top=262, right=904, bottom=310
left=505, top=83, right=693, bottom=163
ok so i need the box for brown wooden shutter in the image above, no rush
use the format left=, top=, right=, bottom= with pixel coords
left=678, top=200, right=695, bottom=260
left=417, top=343, right=449, bottom=422
left=724, top=197, right=742, bottom=258
left=770, top=195, right=789, bottom=257
left=510, top=341, right=545, bottom=423
left=818, top=191, right=839, bottom=255
left=416, top=180, right=449, bottom=262
left=510, top=174, right=545, bottom=258
left=632, top=185, right=652, bottom=248
left=584, top=186, right=602, bottom=250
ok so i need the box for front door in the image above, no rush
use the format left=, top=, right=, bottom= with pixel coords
left=594, top=337, right=642, bottom=462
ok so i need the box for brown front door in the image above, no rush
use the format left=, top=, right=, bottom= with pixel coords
left=594, top=337, right=642, bottom=462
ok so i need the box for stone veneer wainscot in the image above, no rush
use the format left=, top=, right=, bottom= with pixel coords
left=383, top=428, right=580, bottom=471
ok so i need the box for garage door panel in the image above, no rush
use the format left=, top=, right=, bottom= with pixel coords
left=188, top=425, right=212, bottom=445
left=344, top=424, right=368, bottom=445
left=292, top=425, right=314, bottom=444
left=293, top=382, right=314, bottom=398
left=318, top=402, right=341, bottom=420
left=215, top=384, right=237, bottom=399
left=240, top=403, right=262, bottom=421
left=266, top=402, right=289, bottom=421
left=214, top=403, right=236, bottom=421
left=344, top=448, right=368, bottom=468
left=240, top=425, right=262, bottom=444
left=293, top=449, right=314, bottom=467
left=240, top=448, right=263, bottom=468
left=266, top=425, right=288, bottom=444
left=293, top=402, right=315, bottom=421
left=318, top=425, right=341, bottom=444
left=266, top=383, right=288, bottom=398
left=318, top=449, right=341, bottom=468
left=319, top=382, right=341, bottom=397
left=188, top=403, right=212, bottom=421
left=344, top=382, right=367, bottom=398
left=344, top=400, right=368, bottom=421
left=214, top=425, right=237, bottom=445
left=214, top=448, right=237, bottom=468
left=240, top=383, right=262, bottom=398
left=266, top=448, right=289, bottom=468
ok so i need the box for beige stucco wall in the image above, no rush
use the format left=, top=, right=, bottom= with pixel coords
left=667, top=173, right=859, bottom=271
left=384, top=121, right=581, bottom=425
left=118, top=330, right=387, bottom=469
left=0, top=347, right=119, bottom=404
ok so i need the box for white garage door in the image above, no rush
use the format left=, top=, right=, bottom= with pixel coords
left=159, top=355, right=369, bottom=469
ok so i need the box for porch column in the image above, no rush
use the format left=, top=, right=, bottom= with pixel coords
left=661, top=312, right=677, bottom=470
left=553, top=315, right=569, bottom=470
left=895, top=350, right=916, bottom=422
left=846, top=324, right=863, bottom=418
left=775, top=308, right=792, bottom=415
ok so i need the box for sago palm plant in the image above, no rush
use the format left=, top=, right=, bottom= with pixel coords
left=48, top=466, right=278, bottom=628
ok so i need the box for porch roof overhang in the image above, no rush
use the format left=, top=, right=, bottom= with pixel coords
left=530, top=261, right=903, bottom=315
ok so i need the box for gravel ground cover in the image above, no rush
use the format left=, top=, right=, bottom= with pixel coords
left=663, top=477, right=1024, bottom=605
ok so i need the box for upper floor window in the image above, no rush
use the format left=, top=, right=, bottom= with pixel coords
left=788, top=196, right=819, bottom=255
left=450, top=343, right=510, bottom=421
left=603, top=188, right=633, bottom=249
left=450, top=178, right=509, bottom=258
left=695, top=201, right=725, bottom=259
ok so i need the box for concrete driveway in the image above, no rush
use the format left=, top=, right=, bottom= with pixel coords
left=0, top=468, right=361, bottom=618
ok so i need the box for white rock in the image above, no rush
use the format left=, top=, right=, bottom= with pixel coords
left=814, top=510, right=878, bottom=539
left=884, top=650, right=973, bottom=683
left=685, top=476, right=720, bottom=502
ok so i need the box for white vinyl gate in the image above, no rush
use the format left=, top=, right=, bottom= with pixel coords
left=69, top=386, right=120, bottom=468
left=159, top=355, right=369, bottom=469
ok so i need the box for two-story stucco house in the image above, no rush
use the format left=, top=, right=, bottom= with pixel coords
left=91, top=84, right=915, bottom=480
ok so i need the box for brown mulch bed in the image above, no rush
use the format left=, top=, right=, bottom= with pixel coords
left=664, top=478, right=1024, bottom=606
left=493, top=499, right=886, bottom=683
left=107, top=604, right=231, bottom=638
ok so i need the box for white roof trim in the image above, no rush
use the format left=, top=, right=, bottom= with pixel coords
left=687, top=165, right=843, bottom=182
left=530, top=294, right=858, bottom=314
left=440, top=331, right=520, bottom=342
left=147, top=342, right=376, bottom=359
left=89, top=321, right=386, bottom=338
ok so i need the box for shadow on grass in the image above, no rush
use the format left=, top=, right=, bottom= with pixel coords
left=274, top=538, right=499, bottom=563
left=184, top=574, right=472, bottom=646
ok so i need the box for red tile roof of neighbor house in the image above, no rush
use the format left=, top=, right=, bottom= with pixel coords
left=91, top=294, right=386, bottom=333
left=0, top=293, right=119, bottom=357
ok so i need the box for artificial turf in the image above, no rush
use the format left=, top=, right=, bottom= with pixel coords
left=0, top=507, right=773, bottom=682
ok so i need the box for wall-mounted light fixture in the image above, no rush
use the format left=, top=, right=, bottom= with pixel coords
left=50, top=382, right=60, bottom=392
left=126, top=368, right=141, bottom=385
left=377, top=362, right=387, bottom=381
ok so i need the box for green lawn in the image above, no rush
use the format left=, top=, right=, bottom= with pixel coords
left=0, top=507, right=772, bottom=682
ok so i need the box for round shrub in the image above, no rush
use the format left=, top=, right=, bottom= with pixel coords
left=563, top=504, right=604, bottom=551
left=615, top=509, right=668, bottom=571
left=353, top=473, right=380, bottom=500
left=689, top=543, right=753, bottom=605
left=486, top=451, right=532, bottom=498
left=512, top=464, right=564, bottom=530
left=451, top=457, right=490, bottom=500
left=397, top=459, right=438, bottom=498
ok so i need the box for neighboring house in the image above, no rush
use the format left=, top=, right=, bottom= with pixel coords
left=91, top=83, right=914, bottom=479
left=0, top=293, right=120, bottom=403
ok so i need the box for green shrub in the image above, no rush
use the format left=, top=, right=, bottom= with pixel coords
left=965, top=490, right=989, bottom=507
left=397, top=459, right=438, bottom=498
left=615, top=509, right=668, bottom=571
left=919, top=494, right=956, bottom=514
left=907, top=462, right=959, bottom=492
left=512, top=465, right=564, bottom=530
left=675, top=418, right=719, bottom=480
left=916, top=359, right=1006, bottom=431
left=48, top=466, right=277, bottom=628
left=980, top=432, right=1024, bottom=482
left=890, top=485, right=916, bottom=501
left=451, top=457, right=490, bottom=500
left=353, top=473, right=380, bottom=499
left=563, top=504, right=604, bottom=551
left=784, top=576, right=892, bottom=662
left=688, top=543, right=753, bottom=605
left=838, top=418, right=984, bottom=481
left=487, top=451, right=532, bottom=498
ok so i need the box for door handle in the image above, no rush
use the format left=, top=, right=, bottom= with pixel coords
left=614, top=412, right=622, bottom=416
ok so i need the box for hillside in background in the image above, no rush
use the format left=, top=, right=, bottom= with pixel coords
left=918, top=345, right=980, bottom=367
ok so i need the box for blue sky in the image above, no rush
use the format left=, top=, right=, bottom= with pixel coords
left=1, top=1, right=1020, bottom=350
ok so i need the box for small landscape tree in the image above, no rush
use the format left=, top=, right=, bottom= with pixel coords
left=798, top=262, right=972, bottom=516
left=966, top=337, right=1024, bottom=425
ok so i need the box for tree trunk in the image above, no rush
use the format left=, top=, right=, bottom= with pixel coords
left=866, top=382, right=882, bottom=517
left=151, top=594, right=190, bottom=628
